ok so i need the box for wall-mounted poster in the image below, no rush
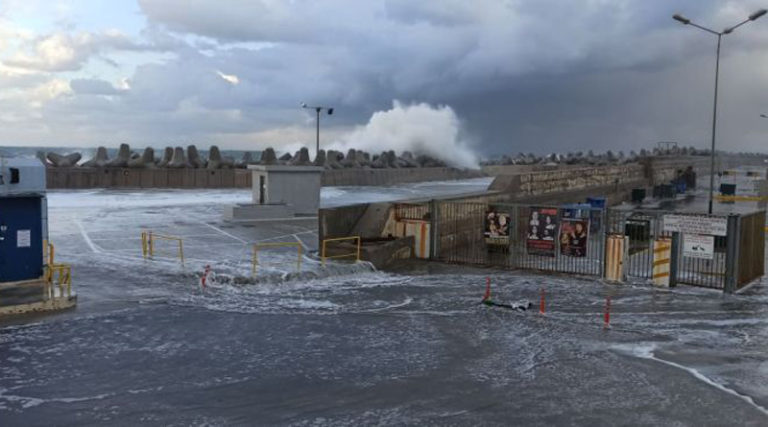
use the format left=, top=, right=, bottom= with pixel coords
left=526, top=207, right=558, bottom=256
left=560, top=219, right=589, bottom=257
left=484, top=209, right=510, bottom=245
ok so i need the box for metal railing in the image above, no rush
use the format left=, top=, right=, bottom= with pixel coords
left=321, top=236, right=361, bottom=266
left=435, top=202, right=606, bottom=277
left=252, top=242, right=302, bottom=275
left=44, top=263, right=72, bottom=299
left=42, top=242, right=72, bottom=299
left=141, top=231, right=185, bottom=264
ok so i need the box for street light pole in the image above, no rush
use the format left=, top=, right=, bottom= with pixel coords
left=673, top=9, right=766, bottom=214
left=709, top=33, right=721, bottom=216
left=301, top=103, right=334, bottom=156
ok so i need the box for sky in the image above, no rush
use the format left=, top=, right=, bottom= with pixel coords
left=1, top=0, right=768, bottom=160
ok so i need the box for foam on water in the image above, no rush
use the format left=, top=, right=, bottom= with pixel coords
left=613, top=343, right=768, bottom=416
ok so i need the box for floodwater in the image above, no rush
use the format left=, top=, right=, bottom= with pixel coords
left=2, top=178, right=768, bottom=425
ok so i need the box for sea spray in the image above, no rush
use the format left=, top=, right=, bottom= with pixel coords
left=330, top=100, right=479, bottom=169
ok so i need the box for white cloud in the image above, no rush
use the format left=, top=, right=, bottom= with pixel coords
left=216, top=70, right=239, bottom=85
left=3, top=29, right=161, bottom=72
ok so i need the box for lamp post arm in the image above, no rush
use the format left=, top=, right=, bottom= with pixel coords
left=688, top=21, right=721, bottom=35
left=724, top=18, right=752, bottom=34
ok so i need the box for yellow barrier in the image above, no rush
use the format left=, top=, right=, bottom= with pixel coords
left=252, top=242, right=303, bottom=275
left=141, top=231, right=185, bottom=264
left=44, top=263, right=72, bottom=299
left=652, top=238, right=671, bottom=287
left=43, top=239, right=54, bottom=265
left=321, top=236, right=361, bottom=266
left=41, top=242, right=72, bottom=299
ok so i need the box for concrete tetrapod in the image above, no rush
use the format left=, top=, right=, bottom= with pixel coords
left=289, top=147, right=311, bottom=166
left=107, top=144, right=131, bottom=167
left=187, top=145, right=206, bottom=169
left=207, top=145, right=234, bottom=169
left=168, top=146, right=191, bottom=168
left=128, top=147, right=156, bottom=168
left=260, top=148, right=278, bottom=165
left=156, top=147, right=173, bottom=167
left=81, top=146, right=110, bottom=168
left=46, top=152, right=82, bottom=167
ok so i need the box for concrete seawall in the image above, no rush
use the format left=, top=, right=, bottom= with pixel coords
left=46, top=168, right=253, bottom=189
left=318, top=155, right=764, bottom=243
left=44, top=155, right=761, bottom=189
left=321, top=167, right=485, bottom=186
left=45, top=166, right=485, bottom=189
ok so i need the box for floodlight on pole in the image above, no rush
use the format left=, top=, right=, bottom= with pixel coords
left=301, top=103, right=334, bottom=155
left=672, top=9, right=766, bottom=214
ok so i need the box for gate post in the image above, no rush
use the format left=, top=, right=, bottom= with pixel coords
left=669, top=232, right=679, bottom=287
left=429, top=199, right=439, bottom=260
left=599, top=209, right=607, bottom=278
left=509, top=204, right=519, bottom=270
left=724, top=214, right=740, bottom=294
left=604, top=233, right=626, bottom=282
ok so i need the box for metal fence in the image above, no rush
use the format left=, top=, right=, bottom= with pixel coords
left=737, top=210, right=766, bottom=289
left=605, top=209, right=729, bottom=290
left=435, top=202, right=605, bottom=276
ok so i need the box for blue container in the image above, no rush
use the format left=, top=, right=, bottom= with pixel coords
left=0, top=196, right=43, bottom=282
left=586, top=197, right=606, bottom=208
left=561, top=203, right=591, bottom=219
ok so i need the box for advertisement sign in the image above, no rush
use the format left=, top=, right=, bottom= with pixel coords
left=526, top=207, right=558, bottom=256
left=485, top=209, right=510, bottom=245
left=663, top=214, right=727, bottom=237
left=683, top=233, right=714, bottom=260
left=560, top=219, right=589, bottom=257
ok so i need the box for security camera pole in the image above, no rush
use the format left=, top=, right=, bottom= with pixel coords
left=673, top=9, right=767, bottom=214
left=301, top=103, right=334, bottom=156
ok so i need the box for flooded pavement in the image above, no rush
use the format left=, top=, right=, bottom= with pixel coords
left=2, top=182, right=768, bottom=426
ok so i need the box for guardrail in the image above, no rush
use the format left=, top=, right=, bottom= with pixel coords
left=44, top=263, right=72, bottom=299
left=321, top=236, right=361, bottom=266
left=141, top=231, right=185, bottom=264
left=252, top=242, right=302, bottom=275
left=42, top=242, right=72, bottom=299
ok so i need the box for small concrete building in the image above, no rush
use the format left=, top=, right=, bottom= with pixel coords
left=0, top=157, right=47, bottom=282
left=225, top=165, right=324, bottom=220
left=0, top=157, right=75, bottom=316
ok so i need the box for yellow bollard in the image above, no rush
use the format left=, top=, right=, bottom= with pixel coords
left=652, top=237, right=672, bottom=287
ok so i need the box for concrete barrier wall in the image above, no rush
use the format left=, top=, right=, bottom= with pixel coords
left=44, top=155, right=759, bottom=189
left=46, top=167, right=484, bottom=189
left=46, top=168, right=253, bottom=189
left=489, top=164, right=645, bottom=195
left=321, top=167, right=485, bottom=186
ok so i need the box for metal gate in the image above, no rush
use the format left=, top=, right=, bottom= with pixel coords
left=606, top=208, right=729, bottom=289
left=605, top=209, right=668, bottom=280
left=435, top=201, right=605, bottom=276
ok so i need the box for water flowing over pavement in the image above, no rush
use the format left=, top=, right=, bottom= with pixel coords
left=2, top=181, right=768, bottom=426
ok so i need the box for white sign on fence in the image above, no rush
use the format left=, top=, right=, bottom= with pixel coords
left=663, top=214, right=727, bottom=236
left=683, top=233, right=714, bottom=260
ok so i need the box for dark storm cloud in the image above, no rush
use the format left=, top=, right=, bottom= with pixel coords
left=130, top=0, right=768, bottom=154
left=5, top=1, right=768, bottom=154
